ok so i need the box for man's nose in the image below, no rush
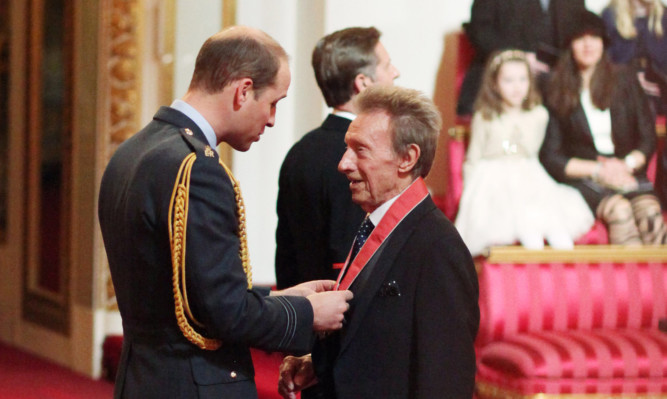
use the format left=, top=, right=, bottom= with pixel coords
left=338, top=149, right=354, bottom=173
left=266, top=109, right=276, bottom=127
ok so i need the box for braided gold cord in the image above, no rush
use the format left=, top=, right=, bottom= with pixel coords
left=167, top=151, right=254, bottom=350
left=219, top=160, right=253, bottom=289
left=169, top=153, right=221, bottom=350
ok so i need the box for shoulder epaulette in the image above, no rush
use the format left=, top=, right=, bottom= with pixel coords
left=178, top=128, right=217, bottom=159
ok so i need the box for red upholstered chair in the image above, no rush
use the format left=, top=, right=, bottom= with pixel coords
left=474, top=247, right=667, bottom=397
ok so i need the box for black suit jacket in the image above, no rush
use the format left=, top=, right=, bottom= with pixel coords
left=540, top=67, right=657, bottom=208
left=98, top=107, right=315, bottom=399
left=312, top=196, right=480, bottom=399
left=457, top=0, right=586, bottom=115
left=276, top=114, right=366, bottom=288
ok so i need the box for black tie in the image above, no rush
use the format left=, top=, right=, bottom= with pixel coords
left=350, top=217, right=374, bottom=262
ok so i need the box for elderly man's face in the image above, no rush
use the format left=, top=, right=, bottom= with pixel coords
left=338, top=111, right=404, bottom=213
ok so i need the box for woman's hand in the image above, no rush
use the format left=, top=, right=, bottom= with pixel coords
left=597, top=157, right=638, bottom=191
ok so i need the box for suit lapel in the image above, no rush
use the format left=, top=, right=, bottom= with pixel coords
left=338, top=199, right=434, bottom=356
left=572, top=104, right=596, bottom=148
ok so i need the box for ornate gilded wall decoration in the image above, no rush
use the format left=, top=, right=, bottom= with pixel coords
left=101, top=0, right=143, bottom=309
left=106, top=0, right=142, bottom=156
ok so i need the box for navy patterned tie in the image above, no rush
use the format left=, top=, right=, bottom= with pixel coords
left=350, top=217, right=375, bottom=262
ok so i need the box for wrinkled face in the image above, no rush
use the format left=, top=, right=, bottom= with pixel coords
left=571, top=34, right=604, bottom=71
left=233, top=60, right=291, bottom=151
left=371, top=42, right=400, bottom=85
left=338, top=111, right=404, bottom=213
left=496, top=60, right=530, bottom=109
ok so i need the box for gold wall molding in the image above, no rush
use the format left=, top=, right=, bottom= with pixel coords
left=106, top=0, right=143, bottom=155
left=100, top=0, right=143, bottom=309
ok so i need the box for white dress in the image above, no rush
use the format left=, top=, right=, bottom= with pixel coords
left=454, top=106, right=594, bottom=256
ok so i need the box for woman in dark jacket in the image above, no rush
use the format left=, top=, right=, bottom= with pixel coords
left=540, top=10, right=666, bottom=245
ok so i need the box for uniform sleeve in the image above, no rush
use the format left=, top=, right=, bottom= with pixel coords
left=414, top=223, right=479, bottom=398
left=183, top=155, right=315, bottom=355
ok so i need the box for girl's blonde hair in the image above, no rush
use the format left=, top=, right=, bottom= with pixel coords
left=474, top=49, right=541, bottom=120
left=611, top=0, right=664, bottom=38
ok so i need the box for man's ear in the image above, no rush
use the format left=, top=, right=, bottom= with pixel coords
left=398, top=143, right=420, bottom=174
left=233, top=78, right=254, bottom=109
left=353, top=73, right=372, bottom=94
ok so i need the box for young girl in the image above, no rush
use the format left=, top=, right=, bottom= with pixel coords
left=455, top=49, right=594, bottom=256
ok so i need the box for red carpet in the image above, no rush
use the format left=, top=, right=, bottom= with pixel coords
left=0, top=342, right=114, bottom=399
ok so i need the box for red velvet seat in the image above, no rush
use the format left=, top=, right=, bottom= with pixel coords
left=478, top=329, right=667, bottom=395
left=475, top=250, right=667, bottom=397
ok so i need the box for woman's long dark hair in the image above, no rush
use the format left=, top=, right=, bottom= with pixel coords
left=546, top=47, right=617, bottom=118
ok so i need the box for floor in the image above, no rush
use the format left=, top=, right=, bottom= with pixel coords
left=0, top=342, right=114, bottom=399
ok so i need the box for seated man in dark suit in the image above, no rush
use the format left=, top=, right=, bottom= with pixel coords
left=457, top=0, right=587, bottom=115
left=98, top=26, right=353, bottom=399
left=276, top=26, right=400, bottom=290
left=278, top=86, right=480, bottom=399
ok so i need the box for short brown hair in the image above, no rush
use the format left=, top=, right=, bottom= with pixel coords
left=474, top=50, right=541, bottom=120
left=312, top=27, right=381, bottom=107
left=189, top=27, right=287, bottom=96
left=357, top=86, right=442, bottom=178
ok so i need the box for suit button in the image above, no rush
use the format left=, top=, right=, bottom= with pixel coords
left=230, top=371, right=237, bottom=379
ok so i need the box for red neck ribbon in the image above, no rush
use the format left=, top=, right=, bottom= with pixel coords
left=335, top=178, right=429, bottom=291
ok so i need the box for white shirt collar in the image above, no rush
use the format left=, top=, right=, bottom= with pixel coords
left=170, top=99, right=218, bottom=151
left=367, top=183, right=413, bottom=226
left=332, top=110, right=356, bottom=121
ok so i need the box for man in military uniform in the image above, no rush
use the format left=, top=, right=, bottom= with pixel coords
left=98, top=26, right=352, bottom=399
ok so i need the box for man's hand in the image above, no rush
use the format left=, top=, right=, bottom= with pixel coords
left=278, top=355, right=317, bottom=399
left=308, top=290, right=353, bottom=331
left=526, top=52, right=550, bottom=74
left=271, top=280, right=336, bottom=297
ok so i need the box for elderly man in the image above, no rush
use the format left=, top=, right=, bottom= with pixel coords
left=278, top=86, right=480, bottom=399
left=275, top=27, right=400, bottom=290
left=98, top=26, right=352, bottom=399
